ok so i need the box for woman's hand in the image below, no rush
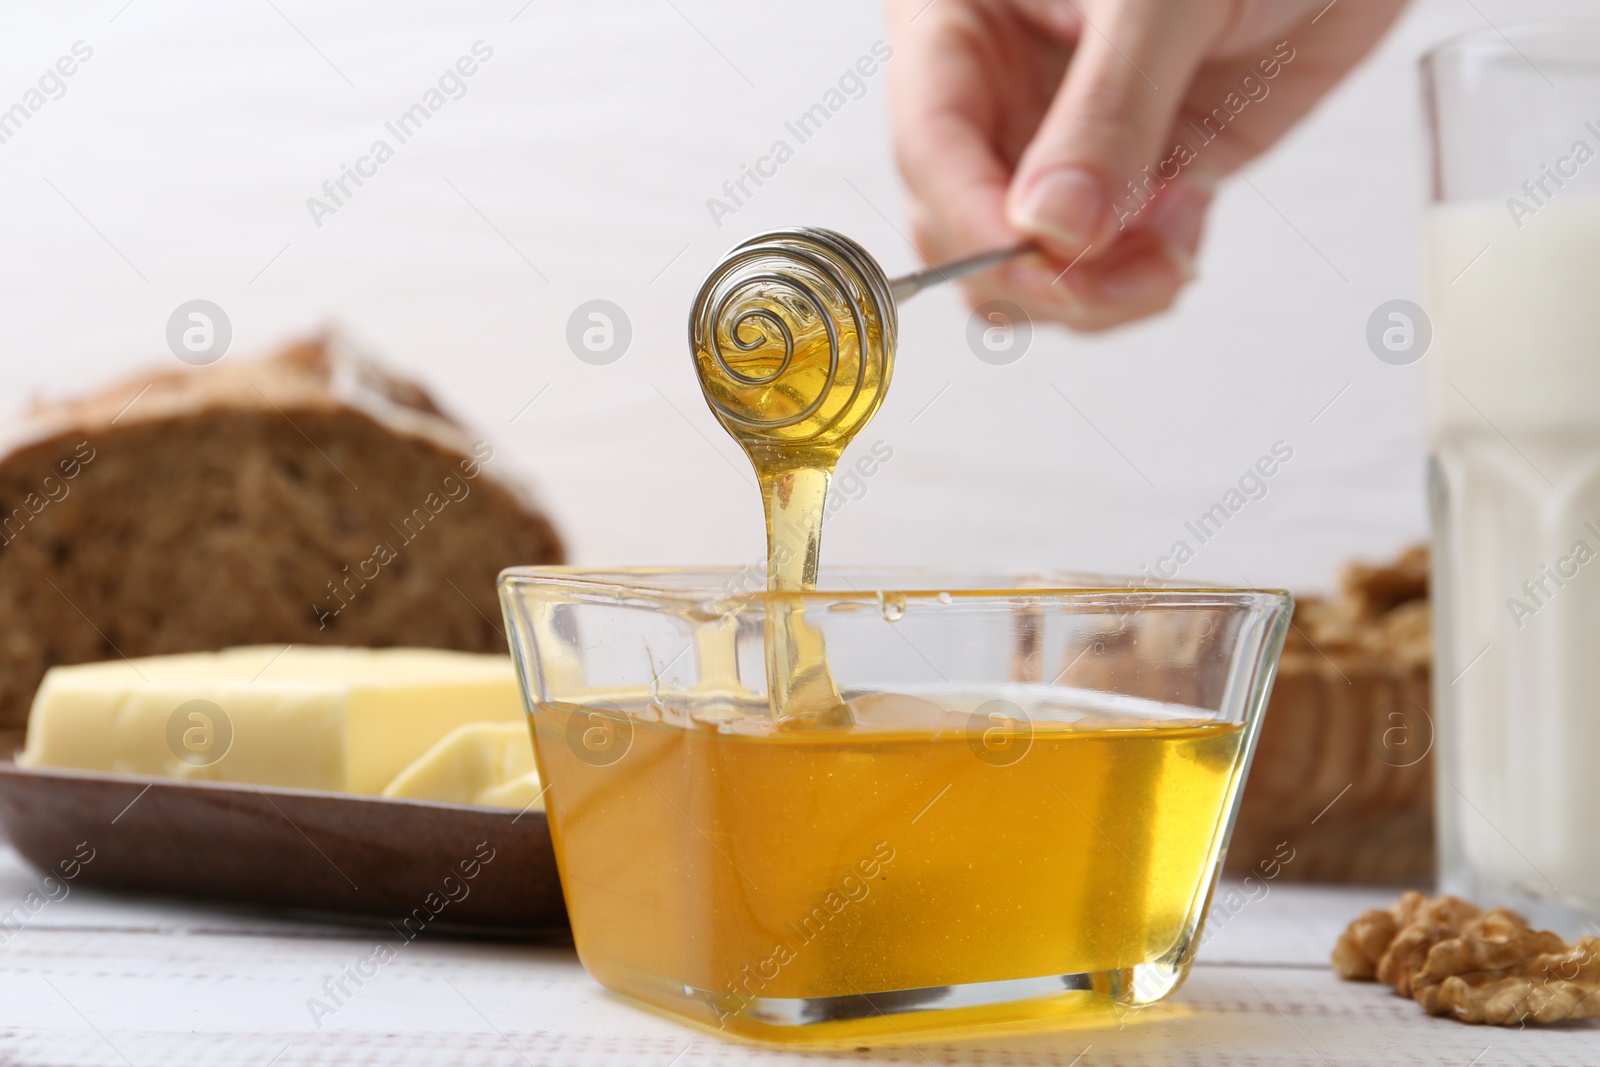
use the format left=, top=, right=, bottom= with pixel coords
left=886, top=0, right=1408, bottom=330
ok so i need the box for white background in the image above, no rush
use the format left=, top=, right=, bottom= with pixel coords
left=0, top=0, right=1582, bottom=592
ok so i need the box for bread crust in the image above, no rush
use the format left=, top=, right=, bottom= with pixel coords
left=0, top=337, right=562, bottom=725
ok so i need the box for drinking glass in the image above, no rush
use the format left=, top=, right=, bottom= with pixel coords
left=1424, top=21, right=1600, bottom=933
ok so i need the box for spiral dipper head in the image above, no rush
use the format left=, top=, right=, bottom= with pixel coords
left=689, top=228, right=897, bottom=469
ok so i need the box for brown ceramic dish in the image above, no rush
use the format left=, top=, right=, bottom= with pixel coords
left=0, top=757, right=568, bottom=937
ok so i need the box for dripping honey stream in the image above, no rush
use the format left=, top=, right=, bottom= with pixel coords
left=689, top=230, right=897, bottom=724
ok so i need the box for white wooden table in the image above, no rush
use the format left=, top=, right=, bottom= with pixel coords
left=0, top=847, right=1593, bottom=1066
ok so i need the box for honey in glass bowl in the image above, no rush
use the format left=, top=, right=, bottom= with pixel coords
left=500, top=568, right=1290, bottom=1044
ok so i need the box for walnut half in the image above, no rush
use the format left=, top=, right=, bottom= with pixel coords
left=1332, top=892, right=1600, bottom=1026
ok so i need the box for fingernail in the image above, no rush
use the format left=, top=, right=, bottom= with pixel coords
left=1164, top=242, right=1198, bottom=282
left=1143, top=182, right=1210, bottom=255
left=1010, top=167, right=1106, bottom=254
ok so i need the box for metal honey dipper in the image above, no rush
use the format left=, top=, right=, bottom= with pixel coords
left=688, top=228, right=1031, bottom=722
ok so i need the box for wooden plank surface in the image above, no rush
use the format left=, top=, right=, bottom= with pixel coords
left=0, top=846, right=1592, bottom=1066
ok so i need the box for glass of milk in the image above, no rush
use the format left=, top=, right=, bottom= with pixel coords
left=1424, top=23, right=1600, bottom=933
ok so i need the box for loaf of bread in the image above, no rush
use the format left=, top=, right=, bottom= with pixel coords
left=0, top=336, right=562, bottom=726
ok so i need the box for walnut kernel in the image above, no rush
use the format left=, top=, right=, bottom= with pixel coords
left=1333, top=893, right=1600, bottom=1026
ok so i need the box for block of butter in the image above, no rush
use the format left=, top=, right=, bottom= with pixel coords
left=19, top=646, right=525, bottom=795
left=383, top=721, right=543, bottom=810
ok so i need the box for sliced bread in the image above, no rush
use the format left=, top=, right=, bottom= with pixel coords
left=0, top=336, right=562, bottom=725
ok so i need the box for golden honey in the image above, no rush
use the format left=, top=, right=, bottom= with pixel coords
left=690, top=230, right=895, bottom=724
left=532, top=692, right=1247, bottom=1040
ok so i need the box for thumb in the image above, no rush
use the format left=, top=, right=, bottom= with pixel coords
left=1006, top=1, right=1221, bottom=260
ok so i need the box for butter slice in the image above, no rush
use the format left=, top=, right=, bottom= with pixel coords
left=382, top=721, right=543, bottom=810
left=19, top=646, right=525, bottom=794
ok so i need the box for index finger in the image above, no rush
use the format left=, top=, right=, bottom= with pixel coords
left=885, top=7, right=1022, bottom=257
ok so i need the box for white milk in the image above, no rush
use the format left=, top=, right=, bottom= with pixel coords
left=1428, top=198, right=1600, bottom=922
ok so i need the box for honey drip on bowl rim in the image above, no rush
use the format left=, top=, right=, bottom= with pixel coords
left=689, top=229, right=898, bottom=724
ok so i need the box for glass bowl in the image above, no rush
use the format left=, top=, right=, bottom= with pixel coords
left=499, top=567, right=1292, bottom=1044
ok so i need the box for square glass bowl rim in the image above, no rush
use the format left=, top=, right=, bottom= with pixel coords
left=499, top=565, right=1291, bottom=612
